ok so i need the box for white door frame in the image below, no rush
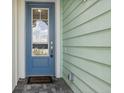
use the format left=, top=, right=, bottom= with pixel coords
left=17, top=0, right=61, bottom=78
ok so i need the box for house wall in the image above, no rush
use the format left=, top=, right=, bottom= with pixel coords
left=61, top=0, right=111, bottom=93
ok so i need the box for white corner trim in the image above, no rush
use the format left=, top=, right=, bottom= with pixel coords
left=18, top=0, right=61, bottom=78
left=55, top=0, right=61, bottom=78
left=18, top=0, right=25, bottom=78
left=12, top=0, right=19, bottom=90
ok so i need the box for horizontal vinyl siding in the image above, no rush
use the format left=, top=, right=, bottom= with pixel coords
left=61, top=0, right=111, bottom=93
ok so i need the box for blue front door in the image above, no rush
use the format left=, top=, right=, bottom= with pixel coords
left=26, top=2, right=55, bottom=76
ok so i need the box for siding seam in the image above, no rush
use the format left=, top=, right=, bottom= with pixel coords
left=63, top=28, right=111, bottom=40
left=63, top=0, right=74, bottom=14
left=63, top=0, right=99, bottom=27
left=63, top=0, right=83, bottom=21
left=63, top=59, right=111, bottom=85
left=63, top=72, right=83, bottom=93
left=63, top=10, right=111, bottom=33
left=64, top=66, right=98, bottom=93
left=63, top=52, right=111, bottom=66
left=63, top=46, right=111, bottom=48
left=63, top=0, right=69, bottom=7
left=63, top=0, right=70, bottom=12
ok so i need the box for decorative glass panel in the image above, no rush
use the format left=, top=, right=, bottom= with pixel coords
left=32, top=8, right=49, bottom=56
left=33, top=9, right=40, bottom=19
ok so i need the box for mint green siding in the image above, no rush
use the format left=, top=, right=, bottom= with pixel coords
left=61, top=0, right=111, bottom=93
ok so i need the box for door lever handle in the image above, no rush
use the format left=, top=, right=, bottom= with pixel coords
left=50, top=46, right=54, bottom=57
left=50, top=54, right=53, bottom=57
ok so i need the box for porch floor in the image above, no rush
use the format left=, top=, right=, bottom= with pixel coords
left=13, top=78, right=73, bottom=93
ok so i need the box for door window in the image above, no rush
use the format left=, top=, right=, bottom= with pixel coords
left=32, top=8, right=49, bottom=56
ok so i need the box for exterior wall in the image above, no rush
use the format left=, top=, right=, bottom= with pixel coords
left=61, top=0, right=111, bottom=93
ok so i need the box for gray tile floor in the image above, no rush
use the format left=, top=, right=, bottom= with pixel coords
left=13, top=78, right=73, bottom=93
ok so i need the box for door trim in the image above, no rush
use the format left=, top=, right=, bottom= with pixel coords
left=17, top=0, right=61, bottom=78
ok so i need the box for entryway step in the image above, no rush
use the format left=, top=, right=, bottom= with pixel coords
left=13, top=78, right=74, bottom=93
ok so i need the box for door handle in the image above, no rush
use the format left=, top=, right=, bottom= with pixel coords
left=50, top=41, right=54, bottom=57
left=50, top=46, right=53, bottom=57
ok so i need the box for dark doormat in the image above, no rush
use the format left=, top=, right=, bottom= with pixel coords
left=27, top=76, right=53, bottom=84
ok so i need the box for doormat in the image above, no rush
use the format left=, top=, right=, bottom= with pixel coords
left=27, top=76, right=53, bottom=84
